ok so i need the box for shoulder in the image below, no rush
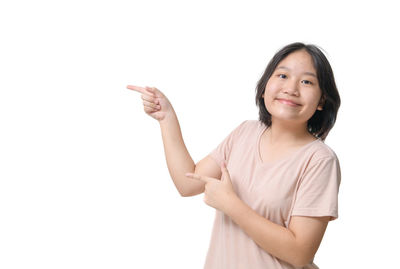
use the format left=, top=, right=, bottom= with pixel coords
left=298, top=141, right=341, bottom=184
left=239, top=119, right=263, bottom=130
left=233, top=120, right=263, bottom=136
left=231, top=119, right=258, bottom=132
left=307, top=140, right=340, bottom=166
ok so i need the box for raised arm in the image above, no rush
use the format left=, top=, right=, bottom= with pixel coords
left=127, top=85, right=219, bottom=196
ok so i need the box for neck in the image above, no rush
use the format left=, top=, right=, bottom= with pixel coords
left=266, top=118, right=314, bottom=147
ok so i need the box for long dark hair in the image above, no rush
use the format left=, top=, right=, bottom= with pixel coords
left=255, top=42, right=341, bottom=141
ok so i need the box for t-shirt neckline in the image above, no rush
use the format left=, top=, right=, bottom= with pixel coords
left=256, top=123, right=321, bottom=166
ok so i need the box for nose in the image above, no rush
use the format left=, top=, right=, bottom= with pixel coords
left=283, top=79, right=299, bottom=96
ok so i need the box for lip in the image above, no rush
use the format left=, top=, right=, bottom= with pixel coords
left=277, top=98, right=300, bottom=106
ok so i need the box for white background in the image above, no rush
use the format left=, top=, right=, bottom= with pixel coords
left=1, top=0, right=399, bottom=268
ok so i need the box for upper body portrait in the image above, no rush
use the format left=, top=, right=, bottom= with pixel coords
left=128, top=42, right=341, bottom=269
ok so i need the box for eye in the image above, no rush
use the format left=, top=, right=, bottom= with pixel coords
left=278, top=74, right=287, bottom=79
left=302, top=80, right=313, bottom=85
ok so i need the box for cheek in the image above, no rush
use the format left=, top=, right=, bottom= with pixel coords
left=308, top=90, right=323, bottom=106
left=267, top=76, right=282, bottom=90
left=264, top=80, right=280, bottom=99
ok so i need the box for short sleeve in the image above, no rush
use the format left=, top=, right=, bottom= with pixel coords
left=292, top=157, right=341, bottom=221
left=208, top=120, right=247, bottom=167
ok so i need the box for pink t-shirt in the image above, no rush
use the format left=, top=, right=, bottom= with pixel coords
left=204, top=120, right=341, bottom=269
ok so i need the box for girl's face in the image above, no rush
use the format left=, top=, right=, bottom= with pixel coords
left=263, top=49, right=324, bottom=126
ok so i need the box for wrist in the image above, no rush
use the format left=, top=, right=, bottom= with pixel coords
left=224, top=193, right=241, bottom=216
left=159, top=110, right=177, bottom=126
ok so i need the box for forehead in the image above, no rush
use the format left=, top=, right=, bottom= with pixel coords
left=277, top=49, right=316, bottom=73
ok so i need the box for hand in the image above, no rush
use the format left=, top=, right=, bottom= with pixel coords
left=126, top=85, right=174, bottom=122
left=185, top=162, right=238, bottom=213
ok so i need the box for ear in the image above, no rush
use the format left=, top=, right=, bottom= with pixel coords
left=317, top=95, right=325, bottom=111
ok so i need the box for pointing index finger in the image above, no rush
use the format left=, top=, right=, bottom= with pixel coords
left=126, top=85, right=145, bottom=93
left=127, top=85, right=153, bottom=95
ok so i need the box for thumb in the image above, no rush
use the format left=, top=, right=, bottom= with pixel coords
left=220, top=161, right=230, bottom=180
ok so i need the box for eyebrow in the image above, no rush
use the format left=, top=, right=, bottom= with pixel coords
left=276, top=66, right=317, bottom=78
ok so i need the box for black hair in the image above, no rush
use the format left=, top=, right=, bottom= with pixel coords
left=255, top=42, right=341, bottom=141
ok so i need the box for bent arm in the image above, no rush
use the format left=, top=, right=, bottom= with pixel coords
left=159, top=110, right=204, bottom=196
left=225, top=196, right=329, bottom=267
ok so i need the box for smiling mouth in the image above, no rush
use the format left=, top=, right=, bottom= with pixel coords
left=277, top=99, right=300, bottom=106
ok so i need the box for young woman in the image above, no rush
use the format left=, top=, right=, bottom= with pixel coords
left=127, top=42, right=341, bottom=269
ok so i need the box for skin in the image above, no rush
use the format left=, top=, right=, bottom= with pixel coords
left=262, top=49, right=325, bottom=148
left=126, top=85, right=172, bottom=122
